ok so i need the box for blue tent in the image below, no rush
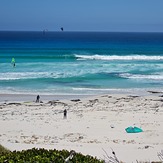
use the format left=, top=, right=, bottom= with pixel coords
left=125, top=126, right=143, bottom=133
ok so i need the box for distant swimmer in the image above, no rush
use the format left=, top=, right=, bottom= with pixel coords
left=60, top=27, right=64, bottom=31
left=11, top=58, right=16, bottom=67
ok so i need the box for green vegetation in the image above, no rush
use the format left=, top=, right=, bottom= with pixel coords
left=0, top=144, right=10, bottom=155
left=0, top=147, right=104, bottom=163
left=0, top=144, right=162, bottom=163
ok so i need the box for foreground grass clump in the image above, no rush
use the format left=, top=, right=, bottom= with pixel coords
left=0, top=147, right=104, bottom=163
left=0, top=144, right=10, bottom=155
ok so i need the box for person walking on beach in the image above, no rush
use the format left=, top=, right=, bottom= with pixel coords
left=63, top=109, right=67, bottom=119
left=36, top=95, right=40, bottom=103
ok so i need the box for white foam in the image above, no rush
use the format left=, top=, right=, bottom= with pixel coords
left=120, top=73, right=163, bottom=80
left=75, top=54, right=163, bottom=61
left=72, top=87, right=158, bottom=96
left=0, top=72, right=51, bottom=80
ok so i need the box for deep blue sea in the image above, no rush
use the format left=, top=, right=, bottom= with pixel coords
left=0, top=31, right=163, bottom=95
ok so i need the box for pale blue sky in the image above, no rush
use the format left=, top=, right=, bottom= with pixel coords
left=0, top=0, right=163, bottom=32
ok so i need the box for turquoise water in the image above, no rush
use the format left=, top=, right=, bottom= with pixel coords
left=0, top=31, right=163, bottom=95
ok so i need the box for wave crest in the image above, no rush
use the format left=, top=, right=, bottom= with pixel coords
left=75, top=54, right=163, bottom=60
left=120, top=73, right=163, bottom=80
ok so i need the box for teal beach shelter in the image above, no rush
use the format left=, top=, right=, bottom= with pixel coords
left=125, top=126, right=143, bottom=133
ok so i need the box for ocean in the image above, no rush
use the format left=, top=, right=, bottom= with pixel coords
left=0, top=31, right=163, bottom=96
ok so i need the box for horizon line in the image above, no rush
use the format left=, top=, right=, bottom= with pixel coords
left=0, top=30, right=163, bottom=33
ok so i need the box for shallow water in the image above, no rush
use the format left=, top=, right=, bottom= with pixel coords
left=0, top=31, right=163, bottom=95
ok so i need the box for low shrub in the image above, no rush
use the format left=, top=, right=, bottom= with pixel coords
left=0, top=144, right=10, bottom=155
left=0, top=147, right=104, bottom=163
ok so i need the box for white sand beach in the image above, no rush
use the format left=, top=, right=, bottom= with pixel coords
left=0, top=93, right=163, bottom=162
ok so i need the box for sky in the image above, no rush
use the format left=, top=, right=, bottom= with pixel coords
left=0, top=0, right=163, bottom=32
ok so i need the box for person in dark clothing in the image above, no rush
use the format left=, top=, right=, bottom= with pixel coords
left=63, top=109, right=67, bottom=119
left=36, top=95, right=40, bottom=103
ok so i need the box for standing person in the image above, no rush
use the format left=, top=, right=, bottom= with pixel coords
left=63, top=109, right=67, bottom=119
left=36, top=95, right=40, bottom=103
left=11, top=58, right=16, bottom=67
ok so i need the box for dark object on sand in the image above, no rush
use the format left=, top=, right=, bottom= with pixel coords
left=71, top=99, right=80, bottom=102
left=148, top=91, right=163, bottom=94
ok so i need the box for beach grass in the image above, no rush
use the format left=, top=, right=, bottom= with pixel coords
left=0, top=144, right=10, bottom=155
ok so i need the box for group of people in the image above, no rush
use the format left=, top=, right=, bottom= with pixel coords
left=36, top=95, right=67, bottom=119
left=11, top=58, right=68, bottom=118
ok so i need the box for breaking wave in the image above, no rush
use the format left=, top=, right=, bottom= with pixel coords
left=75, top=54, right=163, bottom=61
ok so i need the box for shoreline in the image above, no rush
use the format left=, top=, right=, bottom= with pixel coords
left=0, top=93, right=163, bottom=162
left=0, top=88, right=163, bottom=103
left=0, top=93, right=93, bottom=103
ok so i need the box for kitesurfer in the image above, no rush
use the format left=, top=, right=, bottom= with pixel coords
left=11, top=58, right=16, bottom=67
